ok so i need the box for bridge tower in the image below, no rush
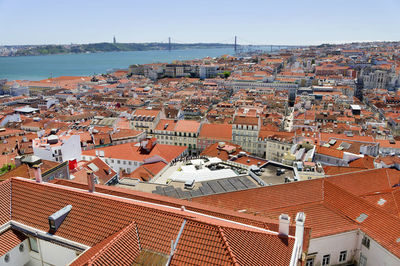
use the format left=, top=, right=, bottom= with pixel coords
left=234, top=36, right=237, bottom=53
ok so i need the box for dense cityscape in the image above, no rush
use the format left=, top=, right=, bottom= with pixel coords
left=0, top=40, right=400, bottom=265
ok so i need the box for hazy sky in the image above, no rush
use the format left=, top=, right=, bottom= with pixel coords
left=0, top=0, right=399, bottom=45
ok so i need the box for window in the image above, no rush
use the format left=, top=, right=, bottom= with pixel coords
left=339, top=251, right=347, bottom=262
left=322, top=255, right=330, bottom=266
left=111, top=159, right=114, bottom=163
left=128, top=161, right=132, bottom=165
left=4, top=254, right=9, bottom=263
left=305, top=257, right=314, bottom=266
left=362, top=236, right=370, bottom=249
left=117, top=160, right=121, bottom=164
left=29, top=237, right=39, bottom=253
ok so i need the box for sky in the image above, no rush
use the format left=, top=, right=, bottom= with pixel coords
left=0, top=0, right=399, bottom=46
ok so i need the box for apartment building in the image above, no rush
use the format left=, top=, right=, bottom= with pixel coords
left=197, top=123, right=232, bottom=151
left=258, top=130, right=295, bottom=161
left=152, top=119, right=201, bottom=155
left=82, top=138, right=187, bottom=174
left=33, top=135, right=82, bottom=163
left=130, top=108, right=161, bottom=133
left=232, top=115, right=260, bottom=155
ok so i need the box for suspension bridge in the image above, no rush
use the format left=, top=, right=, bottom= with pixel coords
left=159, top=36, right=306, bottom=54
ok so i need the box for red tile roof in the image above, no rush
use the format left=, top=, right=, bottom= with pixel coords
left=71, top=157, right=117, bottom=185
left=200, top=142, right=242, bottom=161
left=174, top=120, right=201, bottom=133
left=233, top=116, right=259, bottom=126
left=192, top=168, right=400, bottom=258
left=316, top=145, right=344, bottom=159
left=198, top=123, right=232, bottom=141
left=3, top=177, right=301, bottom=265
left=71, top=221, right=141, bottom=266
left=82, top=142, right=187, bottom=163
left=0, top=229, right=26, bottom=256
left=0, top=180, right=11, bottom=225
left=133, top=109, right=160, bottom=117
left=126, top=161, right=167, bottom=181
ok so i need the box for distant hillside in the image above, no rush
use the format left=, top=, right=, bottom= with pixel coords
left=14, top=42, right=233, bottom=56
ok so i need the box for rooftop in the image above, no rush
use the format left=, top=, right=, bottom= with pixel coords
left=0, top=177, right=303, bottom=265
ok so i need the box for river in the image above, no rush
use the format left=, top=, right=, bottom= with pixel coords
left=0, top=48, right=234, bottom=81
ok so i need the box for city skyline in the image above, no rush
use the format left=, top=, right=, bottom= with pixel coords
left=0, top=0, right=399, bottom=46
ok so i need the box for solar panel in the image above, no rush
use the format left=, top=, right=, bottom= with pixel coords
left=217, top=179, right=236, bottom=192
left=229, top=177, right=247, bottom=190
left=189, top=189, right=203, bottom=197
left=199, top=183, right=213, bottom=195
left=207, top=181, right=225, bottom=194
left=164, top=190, right=179, bottom=198
left=240, top=177, right=258, bottom=188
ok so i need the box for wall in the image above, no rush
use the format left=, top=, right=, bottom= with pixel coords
left=307, top=231, right=359, bottom=265
left=0, top=239, right=30, bottom=266
left=61, top=135, right=82, bottom=162
left=308, top=230, right=400, bottom=266
left=355, top=233, right=399, bottom=266
left=82, top=155, right=141, bottom=174
left=28, top=238, right=78, bottom=266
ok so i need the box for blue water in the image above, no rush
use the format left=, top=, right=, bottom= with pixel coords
left=0, top=48, right=234, bottom=81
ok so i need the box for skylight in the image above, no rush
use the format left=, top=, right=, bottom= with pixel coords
left=356, top=213, right=368, bottom=223
left=377, top=198, right=387, bottom=206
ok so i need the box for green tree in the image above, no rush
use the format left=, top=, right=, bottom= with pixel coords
left=223, top=71, right=231, bottom=79
left=0, top=163, right=16, bottom=175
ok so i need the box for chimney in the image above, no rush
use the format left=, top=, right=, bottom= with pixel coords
left=14, top=156, right=22, bottom=167
left=33, top=164, right=42, bottom=183
left=87, top=170, right=95, bottom=193
left=295, top=212, right=306, bottom=250
left=279, top=213, right=290, bottom=237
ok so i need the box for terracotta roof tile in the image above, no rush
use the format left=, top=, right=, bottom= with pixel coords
left=0, top=229, right=26, bottom=256
left=0, top=180, right=11, bottom=225
left=71, top=221, right=141, bottom=266
left=6, top=178, right=301, bottom=264
left=171, top=221, right=234, bottom=265
left=198, top=124, right=232, bottom=141
left=174, top=120, right=201, bottom=133
left=223, top=226, right=294, bottom=266
left=82, top=142, right=187, bottom=163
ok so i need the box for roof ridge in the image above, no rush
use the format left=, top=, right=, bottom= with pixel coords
left=11, top=177, right=283, bottom=235
left=218, top=226, right=239, bottom=266
left=386, top=168, right=400, bottom=218
left=324, top=180, right=400, bottom=223
left=325, top=167, right=383, bottom=177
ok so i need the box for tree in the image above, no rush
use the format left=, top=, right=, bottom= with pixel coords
left=0, top=163, right=15, bottom=175
left=223, top=71, right=231, bottom=79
